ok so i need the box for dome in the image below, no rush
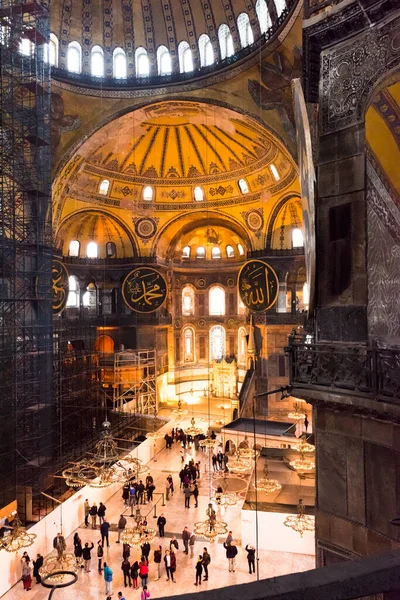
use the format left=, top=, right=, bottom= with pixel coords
left=56, top=210, right=136, bottom=258
left=171, top=223, right=248, bottom=262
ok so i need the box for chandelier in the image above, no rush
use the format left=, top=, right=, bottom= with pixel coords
left=184, top=416, right=203, bottom=437
left=237, top=447, right=259, bottom=460
left=0, top=517, right=36, bottom=552
left=200, top=437, right=218, bottom=450
left=253, top=465, right=282, bottom=494
left=227, top=453, right=252, bottom=474
left=39, top=551, right=79, bottom=584
left=288, top=400, right=306, bottom=421
left=146, top=408, right=164, bottom=441
left=289, top=450, right=315, bottom=472
left=211, top=485, right=237, bottom=507
left=120, top=508, right=156, bottom=547
left=118, top=455, right=149, bottom=477
left=295, top=438, right=315, bottom=454
left=283, top=499, right=315, bottom=537
left=171, top=399, right=188, bottom=420
left=193, top=503, right=228, bottom=542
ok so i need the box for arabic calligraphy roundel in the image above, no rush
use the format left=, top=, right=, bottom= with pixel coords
left=238, top=260, right=278, bottom=312
left=122, top=267, right=167, bottom=313
left=52, top=260, right=70, bottom=314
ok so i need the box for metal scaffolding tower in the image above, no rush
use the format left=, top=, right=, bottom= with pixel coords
left=0, top=0, right=52, bottom=522
left=113, top=349, right=157, bottom=414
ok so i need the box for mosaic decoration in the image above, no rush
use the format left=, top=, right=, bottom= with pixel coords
left=134, top=217, right=158, bottom=240
left=52, top=260, right=70, bottom=314
left=238, top=260, right=278, bottom=312
left=226, top=278, right=235, bottom=287
left=196, top=278, right=206, bottom=289
left=245, top=209, right=264, bottom=232
left=122, top=268, right=167, bottom=313
left=209, top=185, right=233, bottom=196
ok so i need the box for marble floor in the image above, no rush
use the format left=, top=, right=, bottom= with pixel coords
left=2, top=415, right=315, bottom=599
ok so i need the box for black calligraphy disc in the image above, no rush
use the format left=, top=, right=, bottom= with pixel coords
left=122, top=267, right=167, bottom=313
left=52, top=260, right=69, bottom=314
left=238, top=260, right=278, bottom=312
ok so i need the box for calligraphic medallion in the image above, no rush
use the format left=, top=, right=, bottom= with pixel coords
left=122, top=268, right=167, bottom=313
left=52, top=260, right=69, bottom=314
left=238, top=260, right=278, bottom=312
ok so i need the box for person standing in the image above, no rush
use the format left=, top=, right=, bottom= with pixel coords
left=33, top=554, right=43, bottom=584
left=141, top=585, right=150, bottom=600
left=53, top=532, right=66, bottom=560
left=122, top=484, right=130, bottom=506
left=130, top=560, right=139, bottom=589
left=153, top=545, right=162, bottom=581
left=224, top=541, right=238, bottom=572
left=212, top=454, right=218, bottom=471
left=139, top=556, right=149, bottom=588
left=147, top=480, right=155, bottom=502
left=84, top=499, right=90, bottom=527
left=225, top=531, right=233, bottom=546
left=193, top=482, right=199, bottom=507
left=97, top=502, right=106, bottom=525
left=141, top=540, right=151, bottom=562
left=157, top=513, right=166, bottom=537
left=217, top=451, right=223, bottom=470
left=195, top=555, right=203, bottom=586
left=121, top=557, right=131, bottom=587
left=90, top=502, right=98, bottom=529
left=189, top=532, right=196, bottom=558
left=184, top=484, right=191, bottom=508
left=167, top=474, right=174, bottom=496
left=169, top=536, right=179, bottom=552
left=170, top=548, right=177, bottom=582
left=182, top=526, right=190, bottom=554
left=21, top=556, right=32, bottom=591
left=73, top=532, right=82, bottom=566
left=137, top=480, right=145, bottom=504
left=82, top=542, right=94, bottom=572
left=129, top=484, right=136, bottom=512
left=122, top=542, right=131, bottom=560
left=202, top=547, right=210, bottom=580
left=103, top=562, right=113, bottom=595
left=97, top=540, right=104, bottom=573
left=117, top=514, right=127, bottom=543
left=101, top=519, right=110, bottom=548
left=245, top=544, right=256, bottom=574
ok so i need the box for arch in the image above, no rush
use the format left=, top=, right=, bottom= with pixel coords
left=178, top=41, right=193, bottom=73
left=237, top=13, right=254, bottom=48
left=157, top=45, right=172, bottom=76
left=209, top=285, right=225, bottom=316
left=94, top=334, right=115, bottom=353
left=135, top=47, right=150, bottom=77
left=106, top=241, right=117, bottom=257
left=198, top=34, right=213, bottom=67
left=292, top=227, right=304, bottom=248
left=91, top=45, right=104, bottom=77
left=68, top=240, right=80, bottom=257
left=270, top=163, right=280, bottom=181
left=237, top=243, right=244, bottom=256
left=218, top=24, right=234, bottom=60
left=86, top=241, right=98, bottom=258
left=226, top=245, right=234, bottom=258
left=238, top=178, right=249, bottom=194
left=82, top=282, right=97, bottom=312
left=113, top=47, right=127, bottom=79
left=256, top=0, right=271, bottom=34
left=183, top=326, right=195, bottom=362
left=99, top=179, right=110, bottom=196
left=67, top=275, right=80, bottom=308
left=196, top=246, right=205, bottom=259
left=194, top=186, right=204, bottom=202
left=182, top=245, right=191, bottom=258
left=238, top=326, right=247, bottom=364
left=182, top=285, right=195, bottom=316
left=265, top=194, right=302, bottom=249
left=211, top=247, right=221, bottom=259
left=210, top=325, right=226, bottom=361
left=49, top=33, right=58, bottom=66
left=67, top=41, right=82, bottom=73
left=143, top=186, right=154, bottom=201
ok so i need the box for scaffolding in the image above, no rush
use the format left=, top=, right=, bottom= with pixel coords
left=113, top=349, right=157, bottom=414
left=0, top=0, right=52, bottom=522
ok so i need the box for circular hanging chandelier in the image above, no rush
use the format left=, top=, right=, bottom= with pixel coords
left=295, top=438, right=315, bottom=454
left=227, top=453, right=252, bottom=474
left=39, top=552, right=79, bottom=584
left=254, top=465, right=282, bottom=494
left=237, top=447, right=259, bottom=460
left=0, top=517, right=36, bottom=552
left=289, top=450, right=315, bottom=472
left=145, top=407, right=164, bottom=441
left=120, top=508, right=156, bottom=547
left=171, top=399, right=188, bottom=420
left=288, top=400, right=306, bottom=421
left=200, top=437, right=218, bottom=450
left=283, top=499, right=315, bottom=537
left=211, top=485, right=237, bottom=507
left=193, top=503, right=228, bottom=542
left=184, top=416, right=203, bottom=437
left=118, top=456, right=149, bottom=477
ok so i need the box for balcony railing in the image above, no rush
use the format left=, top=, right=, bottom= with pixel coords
left=286, top=335, right=400, bottom=404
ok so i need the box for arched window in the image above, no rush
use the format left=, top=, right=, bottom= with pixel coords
left=106, top=241, right=117, bottom=257
left=292, top=228, right=304, bottom=248
left=238, top=327, right=247, bottom=364
left=238, top=178, right=249, bottom=194
left=275, top=0, right=287, bottom=16
left=157, top=45, right=172, bottom=75
left=182, top=245, right=191, bottom=258
left=67, top=41, right=82, bottom=73
left=196, top=246, right=205, bottom=259
left=256, top=0, right=272, bottom=34
left=237, top=13, right=254, bottom=48
left=49, top=33, right=58, bottom=66
left=212, top=247, right=221, bottom=259
left=91, top=45, right=104, bottom=77
left=178, top=41, right=193, bottom=73
left=67, top=275, right=80, bottom=308
left=183, top=327, right=195, bottom=362
left=182, top=286, right=195, bottom=316
left=198, top=34, right=214, bottom=67
left=135, top=47, right=149, bottom=77
left=113, top=47, right=127, bottom=79
left=19, top=37, right=34, bottom=56
left=218, top=24, right=234, bottom=60
left=143, top=186, right=154, bottom=201
left=69, top=240, right=80, bottom=257
left=99, top=179, right=110, bottom=196
left=194, top=186, right=204, bottom=202
left=86, top=241, right=98, bottom=258
left=237, top=243, right=245, bottom=256
left=226, top=245, right=234, bottom=258
left=209, top=285, right=225, bottom=316
left=83, top=282, right=97, bottom=312
left=270, top=163, right=280, bottom=181
left=210, top=325, right=225, bottom=361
